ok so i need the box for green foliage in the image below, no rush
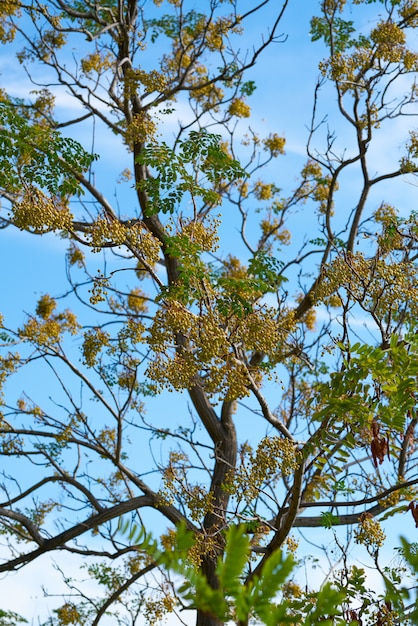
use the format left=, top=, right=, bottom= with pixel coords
left=1, top=0, right=418, bottom=623
left=314, top=333, right=418, bottom=433
left=389, top=537, right=418, bottom=622
left=117, top=517, right=159, bottom=555
left=240, top=81, right=256, bottom=97
left=0, top=104, right=96, bottom=197
left=248, top=251, right=286, bottom=294
left=135, top=130, right=246, bottom=216
left=310, top=16, right=357, bottom=53
left=146, top=10, right=204, bottom=43
left=321, top=511, right=340, bottom=529
left=117, top=521, right=353, bottom=625
left=0, top=609, right=27, bottom=625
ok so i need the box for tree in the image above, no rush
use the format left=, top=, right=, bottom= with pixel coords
left=1, top=0, right=418, bottom=623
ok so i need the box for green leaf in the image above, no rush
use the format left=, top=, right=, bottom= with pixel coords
left=320, top=511, right=340, bottom=529
left=0, top=103, right=96, bottom=198
left=216, top=525, right=250, bottom=595
left=136, top=130, right=246, bottom=216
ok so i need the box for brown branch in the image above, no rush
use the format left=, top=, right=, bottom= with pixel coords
left=247, top=458, right=305, bottom=581
left=91, top=562, right=157, bottom=626
left=0, top=509, right=45, bottom=546
left=299, top=477, right=418, bottom=511
left=0, top=494, right=197, bottom=573
left=294, top=503, right=387, bottom=528
left=247, top=378, right=294, bottom=440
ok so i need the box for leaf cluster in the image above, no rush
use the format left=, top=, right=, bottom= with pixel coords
left=136, top=130, right=246, bottom=216
left=0, top=103, right=96, bottom=198
left=119, top=521, right=348, bottom=626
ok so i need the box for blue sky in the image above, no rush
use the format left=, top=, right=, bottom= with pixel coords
left=1, top=0, right=418, bottom=623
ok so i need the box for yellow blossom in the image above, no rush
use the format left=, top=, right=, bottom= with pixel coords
left=228, top=98, right=251, bottom=118
left=263, top=133, right=286, bottom=157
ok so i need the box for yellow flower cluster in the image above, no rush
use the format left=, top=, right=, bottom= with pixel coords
left=31, top=88, right=55, bottom=124
left=125, top=318, right=146, bottom=345
left=263, top=133, right=286, bottom=157
left=194, top=316, right=228, bottom=362
left=253, top=181, right=273, bottom=201
left=228, top=98, right=251, bottom=118
left=97, top=427, right=116, bottom=453
left=117, top=365, right=137, bottom=389
left=374, top=203, right=398, bottom=226
left=144, top=594, right=175, bottom=626
left=357, top=104, right=380, bottom=131
left=127, top=288, right=148, bottom=314
left=124, top=112, right=157, bottom=146
left=82, top=328, right=111, bottom=367
left=160, top=527, right=177, bottom=551
left=0, top=353, right=20, bottom=405
left=19, top=296, right=79, bottom=347
left=88, top=217, right=127, bottom=250
left=378, top=490, right=400, bottom=509
left=184, top=486, right=215, bottom=523
left=159, top=451, right=214, bottom=522
left=282, top=581, right=303, bottom=600
left=39, top=30, right=66, bottom=61
left=54, top=603, right=81, bottom=625
left=88, top=216, right=161, bottom=263
left=260, top=215, right=292, bottom=250
left=371, top=604, right=400, bottom=626
left=316, top=252, right=418, bottom=318
left=186, top=532, right=218, bottom=569
left=191, top=71, right=225, bottom=112
left=124, top=68, right=167, bottom=98
left=256, top=436, right=299, bottom=477
left=81, top=51, right=114, bottom=75
left=371, top=22, right=406, bottom=63
left=301, top=160, right=322, bottom=180
left=222, top=255, right=248, bottom=280
left=36, top=294, right=57, bottom=319
left=67, top=243, right=85, bottom=267
left=400, top=0, right=418, bottom=26
left=180, top=219, right=220, bottom=252
left=373, top=204, right=403, bottom=252
left=55, top=422, right=74, bottom=445
left=284, top=535, right=300, bottom=554
left=150, top=301, right=196, bottom=344
left=354, top=514, right=386, bottom=549
left=235, top=308, right=283, bottom=354
left=0, top=0, right=21, bottom=42
left=320, top=50, right=370, bottom=88
left=321, top=18, right=418, bottom=91
left=312, top=175, right=337, bottom=215
left=147, top=296, right=288, bottom=399
left=227, top=437, right=299, bottom=501
left=13, top=188, right=73, bottom=234
left=402, top=130, right=418, bottom=173
left=218, top=358, right=252, bottom=401
left=297, top=161, right=339, bottom=213
left=147, top=352, right=199, bottom=392
left=206, top=16, right=241, bottom=51
left=89, top=271, right=110, bottom=305
left=19, top=315, right=78, bottom=346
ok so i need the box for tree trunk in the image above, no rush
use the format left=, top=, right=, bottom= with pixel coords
left=196, top=611, right=224, bottom=626
left=196, top=554, right=224, bottom=626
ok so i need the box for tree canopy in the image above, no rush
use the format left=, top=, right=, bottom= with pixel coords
left=1, top=0, right=418, bottom=624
